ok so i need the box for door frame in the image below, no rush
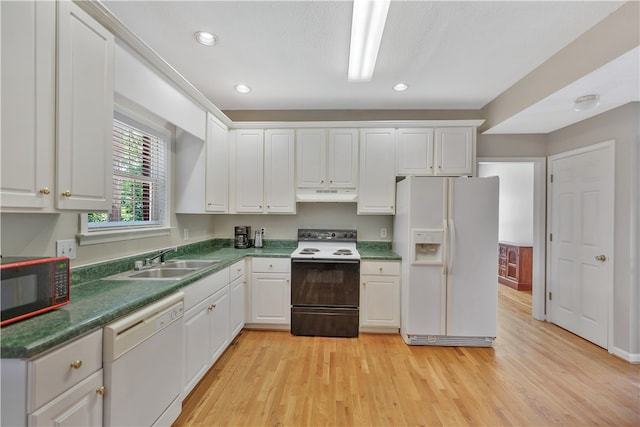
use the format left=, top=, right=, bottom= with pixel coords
left=477, top=157, right=547, bottom=320
left=547, top=140, right=615, bottom=352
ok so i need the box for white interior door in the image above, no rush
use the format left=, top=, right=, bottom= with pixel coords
left=549, top=141, right=614, bottom=349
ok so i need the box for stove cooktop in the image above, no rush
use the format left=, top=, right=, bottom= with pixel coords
left=291, top=229, right=360, bottom=260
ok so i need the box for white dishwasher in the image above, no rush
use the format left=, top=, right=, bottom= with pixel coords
left=103, top=292, right=184, bottom=427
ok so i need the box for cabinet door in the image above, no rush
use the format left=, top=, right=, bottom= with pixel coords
left=234, top=130, right=264, bottom=213
left=1, top=1, right=55, bottom=210
left=396, top=128, right=434, bottom=175
left=264, top=129, right=295, bottom=213
left=205, top=113, right=229, bottom=212
left=328, top=129, right=359, bottom=188
left=230, top=275, right=245, bottom=338
left=183, top=299, right=211, bottom=396
left=56, top=1, right=114, bottom=210
left=251, top=273, right=290, bottom=324
left=209, top=287, right=230, bottom=365
left=360, top=276, right=400, bottom=328
left=296, top=129, right=326, bottom=188
left=30, top=370, right=103, bottom=427
left=358, top=129, right=396, bottom=214
left=434, top=127, right=473, bottom=176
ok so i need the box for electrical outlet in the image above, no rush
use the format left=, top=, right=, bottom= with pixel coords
left=56, top=239, right=77, bottom=259
left=260, top=227, right=265, bottom=235
left=183, top=228, right=189, bottom=241
left=380, top=228, right=388, bottom=238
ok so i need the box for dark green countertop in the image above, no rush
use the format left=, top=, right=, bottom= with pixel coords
left=0, top=243, right=399, bottom=359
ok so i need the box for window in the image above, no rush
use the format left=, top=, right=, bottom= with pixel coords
left=79, top=110, right=170, bottom=244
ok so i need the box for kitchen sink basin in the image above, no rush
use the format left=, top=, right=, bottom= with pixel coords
left=103, top=259, right=222, bottom=281
left=159, top=259, right=221, bottom=269
left=128, top=268, right=197, bottom=279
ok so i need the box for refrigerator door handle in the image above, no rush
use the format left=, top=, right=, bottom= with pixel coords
left=448, top=218, right=456, bottom=274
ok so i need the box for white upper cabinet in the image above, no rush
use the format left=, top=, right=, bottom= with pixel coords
left=56, top=1, right=114, bottom=211
left=264, top=129, right=296, bottom=214
left=396, top=128, right=435, bottom=176
left=328, top=129, right=359, bottom=188
left=296, top=129, right=326, bottom=188
left=232, top=129, right=295, bottom=214
left=1, top=1, right=56, bottom=211
left=434, top=127, right=474, bottom=176
left=358, top=129, right=396, bottom=215
left=232, top=130, right=264, bottom=213
left=396, top=127, right=474, bottom=176
left=205, top=114, right=230, bottom=213
left=296, top=128, right=358, bottom=192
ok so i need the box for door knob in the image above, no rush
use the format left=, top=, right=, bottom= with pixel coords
left=595, top=255, right=607, bottom=262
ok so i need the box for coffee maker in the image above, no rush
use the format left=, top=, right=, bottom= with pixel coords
left=234, top=226, right=251, bottom=249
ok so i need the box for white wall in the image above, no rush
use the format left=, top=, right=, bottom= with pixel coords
left=209, top=203, right=393, bottom=241
left=478, top=162, right=534, bottom=246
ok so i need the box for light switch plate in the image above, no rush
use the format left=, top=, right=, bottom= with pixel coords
left=56, top=239, right=77, bottom=259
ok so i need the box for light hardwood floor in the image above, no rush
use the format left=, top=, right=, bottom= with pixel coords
left=174, top=286, right=640, bottom=426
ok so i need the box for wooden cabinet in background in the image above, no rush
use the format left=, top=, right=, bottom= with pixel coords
left=498, top=243, right=532, bottom=291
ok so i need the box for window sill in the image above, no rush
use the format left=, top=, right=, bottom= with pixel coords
left=77, top=226, right=173, bottom=246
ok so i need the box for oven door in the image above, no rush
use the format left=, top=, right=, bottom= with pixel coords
left=291, top=259, right=359, bottom=307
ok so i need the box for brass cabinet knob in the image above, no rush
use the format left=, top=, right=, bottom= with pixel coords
left=208, top=304, right=216, bottom=311
left=96, top=386, right=106, bottom=395
left=70, top=360, right=83, bottom=369
left=39, top=187, right=51, bottom=195
left=378, top=267, right=383, bottom=271
left=61, top=190, right=72, bottom=197
left=595, top=255, right=607, bottom=262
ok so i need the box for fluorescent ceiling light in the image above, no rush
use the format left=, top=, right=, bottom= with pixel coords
left=348, top=0, right=391, bottom=82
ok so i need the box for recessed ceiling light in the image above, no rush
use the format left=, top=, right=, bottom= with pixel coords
left=574, top=94, right=600, bottom=111
left=234, top=84, right=251, bottom=94
left=194, top=31, right=216, bottom=46
left=393, top=83, right=409, bottom=92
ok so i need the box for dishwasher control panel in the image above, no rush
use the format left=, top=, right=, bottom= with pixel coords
left=157, top=305, right=184, bottom=329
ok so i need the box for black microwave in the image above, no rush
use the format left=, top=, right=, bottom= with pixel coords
left=1, top=256, right=70, bottom=327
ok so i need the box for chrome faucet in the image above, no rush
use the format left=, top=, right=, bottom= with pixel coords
left=144, top=247, right=177, bottom=267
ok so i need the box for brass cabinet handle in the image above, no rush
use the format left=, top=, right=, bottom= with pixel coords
left=39, top=187, right=51, bottom=195
left=70, top=360, right=83, bottom=369
left=595, top=255, right=607, bottom=262
left=96, top=386, right=106, bottom=395
left=61, top=190, right=72, bottom=197
left=208, top=304, right=216, bottom=311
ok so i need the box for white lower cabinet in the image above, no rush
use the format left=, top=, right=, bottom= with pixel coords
left=0, top=330, right=104, bottom=427
left=250, top=258, right=291, bottom=326
left=30, top=370, right=104, bottom=427
left=229, top=260, right=246, bottom=338
left=360, top=261, right=401, bottom=331
left=181, top=268, right=230, bottom=397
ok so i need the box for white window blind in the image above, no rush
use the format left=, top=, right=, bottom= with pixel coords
left=88, top=114, right=168, bottom=230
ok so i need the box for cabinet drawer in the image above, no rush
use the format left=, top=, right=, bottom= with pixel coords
left=229, top=260, right=245, bottom=282
left=360, top=261, right=400, bottom=276
left=252, top=257, right=290, bottom=273
left=183, top=267, right=229, bottom=311
left=30, top=329, right=102, bottom=411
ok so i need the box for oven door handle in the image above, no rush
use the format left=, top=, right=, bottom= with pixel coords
left=291, top=258, right=360, bottom=265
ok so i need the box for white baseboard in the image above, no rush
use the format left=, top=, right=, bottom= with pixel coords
left=612, top=346, right=640, bottom=363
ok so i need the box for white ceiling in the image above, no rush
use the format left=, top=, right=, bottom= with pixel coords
left=102, top=1, right=638, bottom=134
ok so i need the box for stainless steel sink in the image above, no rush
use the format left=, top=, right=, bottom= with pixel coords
left=160, top=259, right=221, bottom=269
left=128, top=268, right=198, bottom=279
left=103, top=259, right=222, bottom=281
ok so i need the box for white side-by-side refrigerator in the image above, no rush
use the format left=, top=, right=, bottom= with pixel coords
left=393, top=176, right=499, bottom=347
